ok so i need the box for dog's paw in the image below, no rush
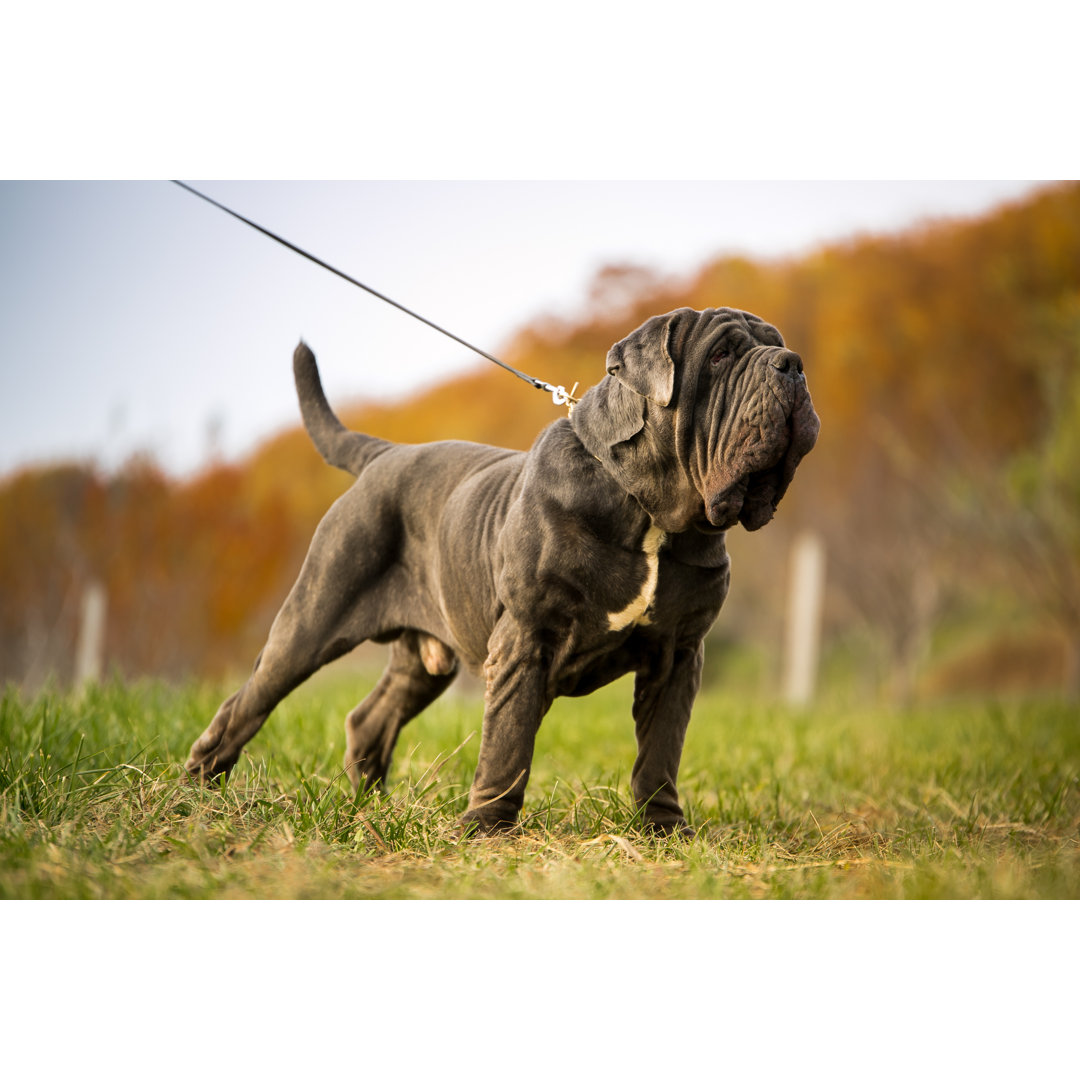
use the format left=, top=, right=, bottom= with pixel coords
left=459, top=809, right=520, bottom=839
left=638, top=817, right=696, bottom=840
left=183, top=753, right=228, bottom=785
left=184, top=737, right=233, bottom=784
left=183, top=765, right=224, bottom=788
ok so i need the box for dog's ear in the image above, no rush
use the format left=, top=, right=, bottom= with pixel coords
left=605, top=312, right=677, bottom=406
left=572, top=376, right=648, bottom=451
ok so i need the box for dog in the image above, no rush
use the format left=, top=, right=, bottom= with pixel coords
left=186, top=307, right=819, bottom=834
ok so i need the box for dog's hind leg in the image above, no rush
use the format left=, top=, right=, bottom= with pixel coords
left=185, top=601, right=361, bottom=783
left=185, top=488, right=394, bottom=782
left=344, top=631, right=458, bottom=790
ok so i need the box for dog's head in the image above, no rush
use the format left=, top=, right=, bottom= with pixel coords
left=571, top=307, right=819, bottom=533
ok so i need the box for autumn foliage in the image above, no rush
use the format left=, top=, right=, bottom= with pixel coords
left=3, top=182, right=1079, bottom=697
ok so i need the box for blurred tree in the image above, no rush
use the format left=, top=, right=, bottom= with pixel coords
left=0, top=465, right=100, bottom=684
left=943, top=295, right=1080, bottom=696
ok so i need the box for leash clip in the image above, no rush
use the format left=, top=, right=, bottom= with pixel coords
left=546, top=382, right=579, bottom=411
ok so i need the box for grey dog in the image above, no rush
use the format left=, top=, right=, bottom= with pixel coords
left=185, top=306, right=819, bottom=834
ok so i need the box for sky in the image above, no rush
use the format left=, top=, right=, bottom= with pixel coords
left=0, top=179, right=1052, bottom=478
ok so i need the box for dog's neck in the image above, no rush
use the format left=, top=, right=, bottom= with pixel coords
left=570, top=378, right=704, bottom=534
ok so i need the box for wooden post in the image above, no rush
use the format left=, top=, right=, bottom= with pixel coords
left=782, top=532, right=825, bottom=706
left=74, top=580, right=107, bottom=688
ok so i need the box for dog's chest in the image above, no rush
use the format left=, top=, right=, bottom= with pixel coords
left=606, top=525, right=665, bottom=632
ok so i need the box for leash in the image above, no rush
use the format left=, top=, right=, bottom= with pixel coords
left=171, top=181, right=579, bottom=410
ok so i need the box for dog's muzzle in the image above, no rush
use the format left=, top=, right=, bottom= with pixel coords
left=705, top=459, right=785, bottom=531
left=702, top=348, right=817, bottom=532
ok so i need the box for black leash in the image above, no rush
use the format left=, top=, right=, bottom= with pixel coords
left=171, top=181, right=578, bottom=408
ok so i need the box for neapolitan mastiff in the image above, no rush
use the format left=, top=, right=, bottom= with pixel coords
left=186, top=307, right=819, bottom=834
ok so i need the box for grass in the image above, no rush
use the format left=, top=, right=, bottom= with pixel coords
left=1, top=668, right=1078, bottom=899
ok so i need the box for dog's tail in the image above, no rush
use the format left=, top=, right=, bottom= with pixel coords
left=293, top=342, right=392, bottom=476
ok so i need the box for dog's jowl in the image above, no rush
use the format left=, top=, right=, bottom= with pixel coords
left=186, top=307, right=820, bottom=835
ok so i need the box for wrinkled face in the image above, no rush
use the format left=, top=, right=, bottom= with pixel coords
left=580, top=306, right=820, bottom=534
left=681, top=309, right=819, bottom=531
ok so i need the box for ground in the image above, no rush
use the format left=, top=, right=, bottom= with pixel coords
left=1, top=669, right=1077, bottom=900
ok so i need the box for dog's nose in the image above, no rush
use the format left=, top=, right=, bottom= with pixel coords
left=769, top=350, right=803, bottom=374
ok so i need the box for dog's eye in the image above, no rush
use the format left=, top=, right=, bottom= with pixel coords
left=709, top=351, right=730, bottom=367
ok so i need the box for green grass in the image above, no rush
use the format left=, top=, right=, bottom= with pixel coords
left=1, top=670, right=1077, bottom=899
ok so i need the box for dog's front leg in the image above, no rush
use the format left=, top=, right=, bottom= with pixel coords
left=462, top=616, right=552, bottom=834
left=630, top=641, right=704, bottom=836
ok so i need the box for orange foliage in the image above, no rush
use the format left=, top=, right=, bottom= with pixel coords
left=2, top=182, right=1077, bottom=685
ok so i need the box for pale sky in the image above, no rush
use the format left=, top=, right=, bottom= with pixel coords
left=0, top=180, right=1049, bottom=477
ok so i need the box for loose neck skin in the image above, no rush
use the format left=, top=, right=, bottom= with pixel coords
left=570, top=376, right=704, bottom=534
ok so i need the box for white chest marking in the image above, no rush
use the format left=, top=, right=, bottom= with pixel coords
left=607, top=525, right=666, bottom=632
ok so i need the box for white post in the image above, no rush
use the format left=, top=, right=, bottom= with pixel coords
left=74, top=580, right=107, bottom=687
left=782, top=532, right=826, bottom=706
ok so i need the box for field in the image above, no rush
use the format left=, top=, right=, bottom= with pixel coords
left=1, top=668, right=1078, bottom=900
